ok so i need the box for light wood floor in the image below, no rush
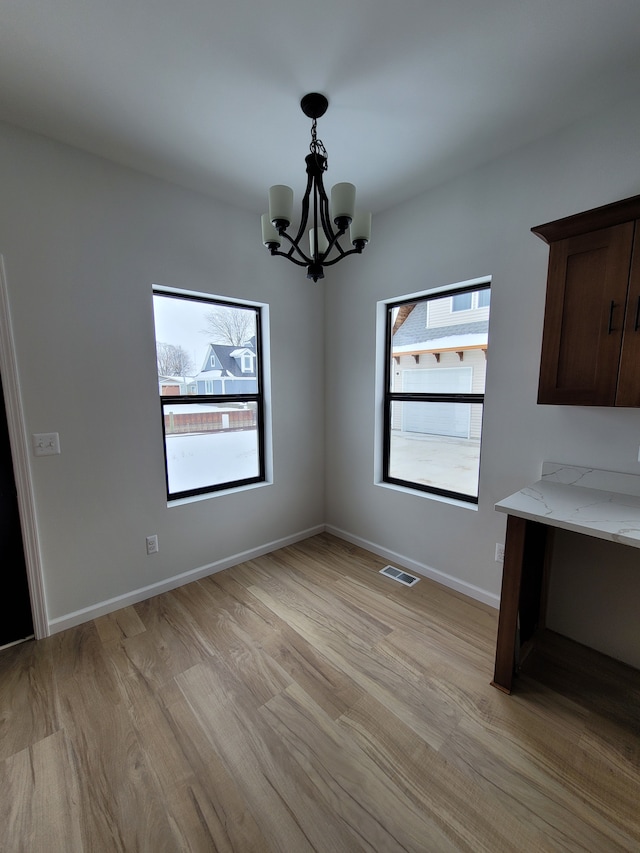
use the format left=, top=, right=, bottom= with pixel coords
left=1, top=533, right=639, bottom=852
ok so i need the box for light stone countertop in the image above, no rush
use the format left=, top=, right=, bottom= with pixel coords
left=495, top=463, right=640, bottom=548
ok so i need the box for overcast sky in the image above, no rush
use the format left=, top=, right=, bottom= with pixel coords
left=152, top=293, right=257, bottom=374
left=152, top=293, right=218, bottom=372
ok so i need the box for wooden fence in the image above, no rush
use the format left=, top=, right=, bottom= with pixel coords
left=164, top=409, right=256, bottom=435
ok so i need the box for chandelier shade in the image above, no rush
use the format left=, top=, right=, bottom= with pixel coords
left=261, top=93, right=371, bottom=282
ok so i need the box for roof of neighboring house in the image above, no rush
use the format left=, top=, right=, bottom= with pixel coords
left=392, top=303, right=415, bottom=334
left=199, top=343, right=256, bottom=378
left=159, top=375, right=196, bottom=384
left=393, top=301, right=488, bottom=349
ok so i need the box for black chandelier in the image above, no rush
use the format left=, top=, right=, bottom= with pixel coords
left=261, top=93, right=371, bottom=282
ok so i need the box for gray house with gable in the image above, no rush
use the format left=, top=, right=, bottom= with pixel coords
left=195, top=339, right=258, bottom=395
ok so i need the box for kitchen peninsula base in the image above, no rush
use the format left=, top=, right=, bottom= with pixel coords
left=492, top=463, right=640, bottom=693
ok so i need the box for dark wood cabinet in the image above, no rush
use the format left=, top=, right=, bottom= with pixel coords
left=533, top=195, right=640, bottom=406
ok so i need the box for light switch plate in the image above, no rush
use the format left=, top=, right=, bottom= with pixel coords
left=32, top=432, right=61, bottom=456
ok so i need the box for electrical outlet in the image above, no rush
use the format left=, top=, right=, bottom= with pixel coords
left=495, top=543, right=505, bottom=562
left=146, top=535, right=159, bottom=555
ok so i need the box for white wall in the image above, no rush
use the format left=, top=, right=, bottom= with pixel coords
left=3, top=95, right=640, bottom=665
left=0, top=121, right=325, bottom=630
left=325, top=94, right=640, bottom=667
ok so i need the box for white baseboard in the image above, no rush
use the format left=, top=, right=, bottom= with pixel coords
left=326, top=525, right=500, bottom=609
left=48, top=521, right=498, bottom=634
left=47, top=524, right=326, bottom=634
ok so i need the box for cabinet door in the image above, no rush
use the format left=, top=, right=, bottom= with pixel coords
left=538, top=222, right=634, bottom=405
left=616, top=224, right=640, bottom=406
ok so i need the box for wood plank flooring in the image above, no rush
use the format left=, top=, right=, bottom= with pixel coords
left=1, top=533, right=639, bottom=852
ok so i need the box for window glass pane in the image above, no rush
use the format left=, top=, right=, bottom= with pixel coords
left=388, top=301, right=418, bottom=392
left=400, top=366, right=473, bottom=395
left=452, top=292, right=472, bottom=311
left=153, top=294, right=258, bottom=397
left=390, top=293, right=488, bottom=392
left=385, top=283, right=489, bottom=503
left=163, top=401, right=259, bottom=493
left=477, top=288, right=491, bottom=307
left=388, top=401, right=482, bottom=498
left=153, top=288, right=266, bottom=500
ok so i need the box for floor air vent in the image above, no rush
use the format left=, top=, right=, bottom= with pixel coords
left=379, top=566, right=420, bottom=587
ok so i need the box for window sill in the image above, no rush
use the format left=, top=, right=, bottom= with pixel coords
left=375, top=479, right=479, bottom=511
left=167, top=478, right=272, bottom=508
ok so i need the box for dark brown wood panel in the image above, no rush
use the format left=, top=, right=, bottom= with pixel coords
left=616, top=224, right=640, bottom=406
left=491, top=515, right=549, bottom=693
left=537, top=222, right=634, bottom=405
left=491, top=514, right=527, bottom=693
left=532, top=193, right=640, bottom=244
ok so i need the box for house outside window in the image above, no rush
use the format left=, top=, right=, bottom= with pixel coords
left=383, top=280, right=490, bottom=503
left=452, top=292, right=472, bottom=312
left=152, top=289, right=266, bottom=500
left=477, top=289, right=491, bottom=308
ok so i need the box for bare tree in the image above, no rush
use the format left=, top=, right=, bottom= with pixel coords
left=202, top=306, right=255, bottom=346
left=156, top=342, right=194, bottom=379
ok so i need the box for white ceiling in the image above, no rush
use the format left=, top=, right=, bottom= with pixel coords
left=2, top=0, right=640, bottom=217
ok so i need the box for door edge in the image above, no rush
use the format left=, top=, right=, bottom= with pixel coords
left=0, top=255, right=49, bottom=638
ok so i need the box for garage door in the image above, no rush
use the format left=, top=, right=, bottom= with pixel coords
left=402, top=367, right=472, bottom=438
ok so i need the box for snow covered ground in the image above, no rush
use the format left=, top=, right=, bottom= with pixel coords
left=166, top=430, right=258, bottom=493
left=388, top=433, right=480, bottom=498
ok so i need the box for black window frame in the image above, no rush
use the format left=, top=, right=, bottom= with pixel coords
left=153, top=289, right=266, bottom=501
left=383, top=282, right=490, bottom=504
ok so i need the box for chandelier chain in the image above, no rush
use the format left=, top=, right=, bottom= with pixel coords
left=309, top=118, right=328, bottom=169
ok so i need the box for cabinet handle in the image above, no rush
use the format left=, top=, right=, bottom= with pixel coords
left=634, top=296, right=640, bottom=332
left=608, top=300, right=615, bottom=334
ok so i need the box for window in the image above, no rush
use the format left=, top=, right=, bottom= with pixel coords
left=383, top=281, right=490, bottom=503
left=477, top=289, right=491, bottom=308
left=451, top=290, right=490, bottom=312
left=152, top=289, right=266, bottom=500
left=452, top=292, right=472, bottom=312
